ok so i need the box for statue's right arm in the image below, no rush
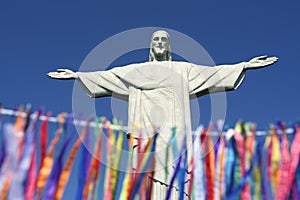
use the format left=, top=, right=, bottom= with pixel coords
left=47, top=69, right=78, bottom=80
left=47, top=68, right=113, bottom=99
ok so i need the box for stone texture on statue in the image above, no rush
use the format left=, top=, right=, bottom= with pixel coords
left=47, top=30, right=278, bottom=199
left=76, top=60, right=246, bottom=185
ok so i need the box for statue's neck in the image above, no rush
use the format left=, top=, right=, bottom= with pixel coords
left=153, top=54, right=167, bottom=62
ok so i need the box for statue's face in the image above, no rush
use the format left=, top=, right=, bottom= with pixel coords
left=151, top=31, right=170, bottom=58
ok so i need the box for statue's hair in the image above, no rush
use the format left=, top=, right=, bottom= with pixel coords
left=149, top=30, right=172, bottom=61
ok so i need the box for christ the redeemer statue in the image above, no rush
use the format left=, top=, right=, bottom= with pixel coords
left=48, top=30, right=278, bottom=198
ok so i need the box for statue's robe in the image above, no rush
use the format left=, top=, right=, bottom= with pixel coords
left=76, top=61, right=245, bottom=196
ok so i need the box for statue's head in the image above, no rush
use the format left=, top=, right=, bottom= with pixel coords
left=149, top=30, right=172, bottom=61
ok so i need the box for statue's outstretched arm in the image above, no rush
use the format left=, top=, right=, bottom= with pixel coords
left=47, top=69, right=78, bottom=80
left=244, top=55, right=278, bottom=70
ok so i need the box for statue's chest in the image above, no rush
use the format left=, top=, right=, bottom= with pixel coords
left=136, top=62, right=189, bottom=85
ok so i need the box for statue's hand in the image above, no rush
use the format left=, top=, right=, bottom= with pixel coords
left=47, top=69, right=78, bottom=79
left=245, top=55, right=278, bottom=70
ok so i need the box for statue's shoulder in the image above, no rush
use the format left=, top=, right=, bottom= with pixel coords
left=110, top=61, right=148, bottom=71
left=169, top=61, right=195, bottom=69
left=171, top=61, right=189, bottom=64
left=111, top=61, right=196, bottom=70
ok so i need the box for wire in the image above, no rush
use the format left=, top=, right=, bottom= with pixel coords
left=0, top=107, right=294, bottom=135
left=0, top=107, right=126, bottom=131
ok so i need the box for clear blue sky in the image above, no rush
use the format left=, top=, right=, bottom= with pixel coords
left=1, top=1, right=299, bottom=130
left=0, top=1, right=299, bottom=199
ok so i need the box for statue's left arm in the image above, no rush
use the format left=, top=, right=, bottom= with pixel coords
left=244, top=55, right=278, bottom=70
left=188, top=55, right=278, bottom=98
